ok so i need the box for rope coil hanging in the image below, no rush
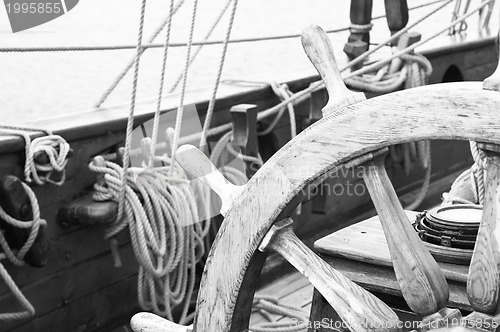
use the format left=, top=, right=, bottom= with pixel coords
left=0, top=126, right=68, bottom=322
left=0, top=182, right=46, bottom=322
left=89, top=0, right=241, bottom=324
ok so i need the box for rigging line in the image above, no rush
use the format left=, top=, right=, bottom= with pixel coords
left=169, top=0, right=234, bottom=93
left=0, top=0, right=449, bottom=54
left=82, top=0, right=452, bottom=115
left=120, top=0, right=147, bottom=218
left=93, top=0, right=187, bottom=109
left=344, top=0, right=494, bottom=81
left=345, top=0, right=454, bottom=73
left=149, top=0, right=175, bottom=168
left=199, top=0, right=239, bottom=149
left=170, top=0, right=199, bottom=175
left=177, top=0, right=487, bottom=145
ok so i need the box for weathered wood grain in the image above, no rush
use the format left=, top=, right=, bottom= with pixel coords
left=321, top=256, right=471, bottom=312
left=301, top=25, right=365, bottom=116
left=176, top=144, right=244, bottom=216
left=467, top=156, right=500, bottom=313
left=313, top=211, right=470, bottom=284
left=230, top=104, right=259, bottom=178
left=194, top=81, right=500, bottom=331
left=362, top=157, right=449, bottom=315
left=259, top=218, right=400, bottom=332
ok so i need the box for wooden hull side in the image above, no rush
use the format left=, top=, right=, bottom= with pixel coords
left=0, top=37, right=497, bottom=332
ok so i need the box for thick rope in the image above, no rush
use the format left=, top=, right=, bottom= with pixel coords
left=0, top=126, right=70, bottom=186
left=89, top=156, right=205, bottom=323
left=0, top=182, right=46, bottom=322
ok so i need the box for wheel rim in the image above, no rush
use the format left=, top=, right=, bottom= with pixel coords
left=193, top=81, right=500, bottom=331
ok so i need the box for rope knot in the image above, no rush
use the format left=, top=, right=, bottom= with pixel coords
left=349, top=22, right=373, bottom=34
left=26, top=135, right=70, bottom=186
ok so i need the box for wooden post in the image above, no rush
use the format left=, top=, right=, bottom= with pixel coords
left=384, top=0, right=409, bottom=46
left=176, top=144, right=245, bottom=216
left=344, top=0, right=372, bottom=61
left=230, top=104, right=259, bottom=179
left=361, top=153, right=449, bottom=316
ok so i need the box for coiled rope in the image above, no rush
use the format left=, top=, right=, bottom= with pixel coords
left=0, top=125, right=70, bottom=186
left=442, top=141, right=487, bottom=205
left=0, top=127, right=68, bottom=323
left=89, top=0, right=242, bottom=324
left=0, top=182, right=46, bottom=321
left=94, top=0, right=187, bottom=108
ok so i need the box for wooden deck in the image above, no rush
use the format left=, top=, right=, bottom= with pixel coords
left=250, top=272, right=313, bottom=327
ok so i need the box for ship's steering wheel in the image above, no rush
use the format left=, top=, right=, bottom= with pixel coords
left=130, top=25, right=500, bottom=332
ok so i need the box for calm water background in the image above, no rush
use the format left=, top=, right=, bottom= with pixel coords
left=0, top=0, right=489, bottom=123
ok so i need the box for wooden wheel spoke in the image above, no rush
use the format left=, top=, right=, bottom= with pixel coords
left=175, top=144, right=245, bottom=216
left=466, top=48, right=500, bottom=315
left=361, top=154, right=449, bottom=315
left=301, top=24, right=365, bottom=117
left=259, top=218, right=400, bottom=332
left=467, top=154, right=500, bottom=313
